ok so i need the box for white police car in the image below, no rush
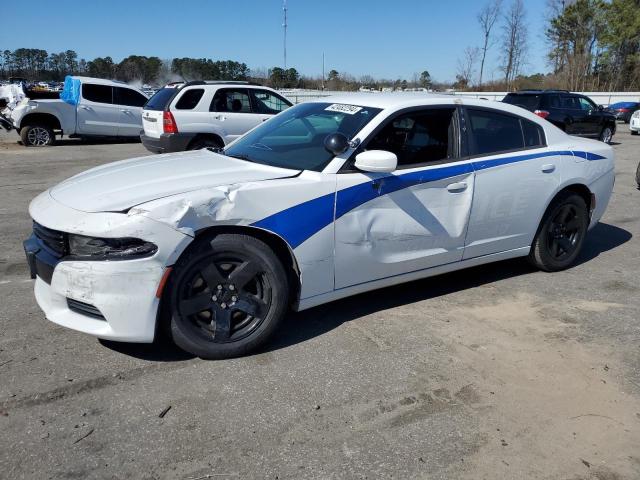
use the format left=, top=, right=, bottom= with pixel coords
left=24, top=94, right=615, bottom=359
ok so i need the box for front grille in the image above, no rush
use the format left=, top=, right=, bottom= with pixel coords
left=67, top=298, right=106, bottom=320
left=33, top=221, right=67, bottom=257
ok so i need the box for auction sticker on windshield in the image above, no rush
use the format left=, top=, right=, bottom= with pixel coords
left=325, top=104, right=362, bottom=115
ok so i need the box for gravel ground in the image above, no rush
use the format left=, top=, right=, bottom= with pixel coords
left=0, top=128, right=639, bottom=480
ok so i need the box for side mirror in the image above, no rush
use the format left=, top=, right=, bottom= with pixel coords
left=598, top=104, right=604, bottom=111
left=324, top=132, right=349, bottom=155
left=354, top=150, right=397, bottom=173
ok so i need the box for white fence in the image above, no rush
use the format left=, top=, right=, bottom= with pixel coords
left=279, top=89, right=640, bottom=106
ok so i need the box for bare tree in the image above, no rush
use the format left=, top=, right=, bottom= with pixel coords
left=477, top=0, right=502, bottom=87
left=457, top=47, right=480, bottom=89
left=501, top=0, right=528, bottom=90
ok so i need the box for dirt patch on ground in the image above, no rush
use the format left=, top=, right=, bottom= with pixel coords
left=431, top=293, right=640, bottom=479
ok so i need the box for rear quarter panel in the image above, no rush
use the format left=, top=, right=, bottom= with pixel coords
left=560, top=138, right=615, bottom=228
left=21, top=100, right=76, bottom=133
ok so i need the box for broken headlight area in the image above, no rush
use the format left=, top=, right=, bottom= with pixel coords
left=67, top=234, right=157, bottom=260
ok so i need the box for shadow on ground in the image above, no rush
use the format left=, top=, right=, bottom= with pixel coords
left=12, top=137, right=143, bottom=147
left=99, top=337, right=195, bottom=362
left=101, top=222, right=631, bottom=361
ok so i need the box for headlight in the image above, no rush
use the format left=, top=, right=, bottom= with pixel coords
left=633, top=110, right=640, bottom=119
left=67, top=234, right=157, bottom=260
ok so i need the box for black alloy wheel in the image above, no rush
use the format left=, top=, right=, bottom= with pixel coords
left=545, top=204, right=582, bottom=261
left=528, top=192, right=588, bottom=272
left=166, top=234, right=289, bottom=359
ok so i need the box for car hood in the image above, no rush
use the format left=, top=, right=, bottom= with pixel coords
left=50, top=150, right=300, bottom=213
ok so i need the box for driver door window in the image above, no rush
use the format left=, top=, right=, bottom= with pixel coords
left=364, top=108, right=458, bottom=168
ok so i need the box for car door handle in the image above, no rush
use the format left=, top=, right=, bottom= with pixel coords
left=541, top=164, right=556, bottom=173
left=120, top=109, right=131, bottom=114
left=213, top=115, right=226, bottom=121
left=80, top=105, right=92, bottom=111
left=446, top=182, right=467, bottom=192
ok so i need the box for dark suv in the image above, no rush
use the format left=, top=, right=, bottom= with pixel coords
left=503, top=90, right=616, bottom=143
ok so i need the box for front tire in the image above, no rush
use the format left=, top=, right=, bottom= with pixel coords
left=166, top=234, right=289, bottom=359
left=528, top=192, right=589, bottom=272
left=20, top=124, right=55, bottom=146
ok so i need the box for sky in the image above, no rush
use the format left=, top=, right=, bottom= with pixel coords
left=1, top=0, right=552, bottom=83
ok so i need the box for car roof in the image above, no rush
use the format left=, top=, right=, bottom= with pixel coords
left=307, top=92, right=543, bottom=116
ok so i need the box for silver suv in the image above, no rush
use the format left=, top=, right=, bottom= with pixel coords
left=140, top=81, right=292, bottom=153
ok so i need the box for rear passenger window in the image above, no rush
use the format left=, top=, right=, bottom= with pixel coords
left=467, top=109, right=524, bottom=155
left=521, top=119, right=545, bottom=147
left=175, top=89, right=204, bottom=110
left=82, top=84, right=112, bottom=104
left=561, top=95, right=580, bottom=109
left=114, top=87, right=147, bottom=107
left=542, top=94, right=560, bottom=109
left=210, top=89, right=251, bottom=113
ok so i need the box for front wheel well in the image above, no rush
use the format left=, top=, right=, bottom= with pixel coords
left=20, top=113, right=62, bottom=132
left=190, top=225, right=301, bottom=305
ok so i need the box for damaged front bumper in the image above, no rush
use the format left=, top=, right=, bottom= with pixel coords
left=25, top=191, right=193, bottom=342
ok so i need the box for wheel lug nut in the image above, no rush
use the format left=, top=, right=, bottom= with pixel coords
left=217, top=285, right=223, bottom=290
left=212, top=295, right=217, bottom=301
left=229, top=285, right=235, bottom=291
left=221, top=303, right=227, bottom=309
left=231, top=296, right=237, bottom=302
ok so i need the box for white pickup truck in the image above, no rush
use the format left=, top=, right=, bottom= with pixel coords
left=3, top=76, right=148, bottom=146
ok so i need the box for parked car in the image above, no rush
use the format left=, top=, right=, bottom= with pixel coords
left=605, top=101, right=640, bottom=123
left=5, top=76, right=148, bottom=146
left=140, top=81, right=293, bottom=153
left=502, top=90, right=617, bottom=143
left=24, top=94, right=615, bottom=359
left=628, top=109, right=640, bottom=136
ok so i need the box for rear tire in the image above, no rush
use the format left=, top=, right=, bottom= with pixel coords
left=635, top=161, right=640, bottom=188
left=528, top=192, right=589, bottom=272
left=165, top=234, right=289, bottom=359
left=20, top=124, right=55, bottom=147
left=599, top=125, right=613, bottom=144
left=188, top=137, right=223, bottom=151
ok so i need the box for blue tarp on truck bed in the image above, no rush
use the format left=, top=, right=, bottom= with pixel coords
left=60, top=76, right=81, bottom=105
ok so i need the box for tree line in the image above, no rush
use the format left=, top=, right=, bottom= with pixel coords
left=456, top=0, right=640, bottom=91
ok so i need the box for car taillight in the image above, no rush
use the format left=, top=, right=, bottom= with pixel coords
left=163, top=111, right=178, bottom=134
left=534, top=110, right=550, bottom=119
left=617, top=108, right=630, bottom=112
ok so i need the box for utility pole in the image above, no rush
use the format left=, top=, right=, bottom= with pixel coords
left=283, top=0, right=288, bottom=69
left=322, top=52, right=325, bottom=91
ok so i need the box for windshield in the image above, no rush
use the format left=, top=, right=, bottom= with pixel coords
left=223, top=102, right=382, bottom=171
